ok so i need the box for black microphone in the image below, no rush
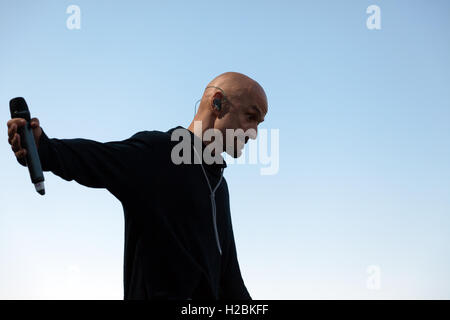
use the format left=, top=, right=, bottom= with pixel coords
left=9, top=97, right=45, bottom=195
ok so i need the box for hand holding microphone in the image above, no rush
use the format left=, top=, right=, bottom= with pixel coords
left=7, top=97, right=45, bottom=195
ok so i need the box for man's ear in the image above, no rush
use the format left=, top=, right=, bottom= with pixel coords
left=211, top=92, right=223, bottom=114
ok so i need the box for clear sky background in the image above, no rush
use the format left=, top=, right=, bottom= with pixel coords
left=1, top=0, right=449, bottom=299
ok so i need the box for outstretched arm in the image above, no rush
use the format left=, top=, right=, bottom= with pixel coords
left=33, top=128, right=151, bottom=198
left=8, top=117, right=152, bottom=199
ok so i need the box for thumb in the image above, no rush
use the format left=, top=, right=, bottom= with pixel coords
left=30, top=117, right=40, bottom=128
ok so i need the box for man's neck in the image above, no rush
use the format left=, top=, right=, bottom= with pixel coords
left=186, top=120, right=220, bottom=156
left=187, top=117, right=214, bottom=147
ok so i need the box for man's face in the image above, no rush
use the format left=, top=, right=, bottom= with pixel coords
left=215, top=89, right=267, bottom=158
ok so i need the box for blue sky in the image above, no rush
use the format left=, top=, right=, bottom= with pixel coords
left=1, top=0, right=449, bottom=299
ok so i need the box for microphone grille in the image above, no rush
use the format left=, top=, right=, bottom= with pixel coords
left=9, top=97, right=30, bottom=119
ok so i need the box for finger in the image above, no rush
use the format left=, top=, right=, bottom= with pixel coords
left=7, top=118, right=26, bottom=131
left=10, top=118, right=26, bottom=126
left=12, top=133, right=22, bottom=151
left=11, top=134, right=18, bottom=151
left=30, top=117, right=40, bottom=128
left=9, top=131, right=17, bottom=147
left=15, top=148, right=27, bottom=159
left=8, top=123, right=17, bottom=140
left=6, top=119, right=17, bottom=127
left=8, top=119, right=28, bottom=141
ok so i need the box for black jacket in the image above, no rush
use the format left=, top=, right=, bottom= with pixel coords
left=29, top=125, right=251, bottom=300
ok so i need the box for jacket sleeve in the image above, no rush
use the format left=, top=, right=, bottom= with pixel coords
left=17, top=128, right=153, bottom=199
left=219, top=223, right=252, bottom=300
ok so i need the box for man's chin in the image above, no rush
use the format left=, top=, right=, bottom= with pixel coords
left=226, top=147, right=243, bottom=158
left=225, top=140, right=245, bottom=158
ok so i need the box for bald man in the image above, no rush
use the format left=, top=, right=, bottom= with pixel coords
left=7, top=72, right=268, bottom=300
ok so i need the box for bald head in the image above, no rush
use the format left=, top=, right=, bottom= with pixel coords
left=199, top=72, right=268, bottom=116
left=188, top=71, right=268, bottom=158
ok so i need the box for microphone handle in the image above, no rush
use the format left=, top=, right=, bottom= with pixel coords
left=20, top=121, right=44, bottom=184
